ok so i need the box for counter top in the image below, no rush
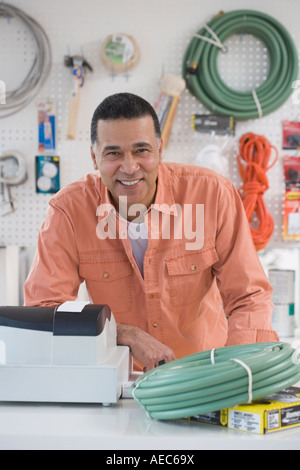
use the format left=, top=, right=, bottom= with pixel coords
left=0, top=390, right=299, bottom=450
left=1, top=337, right=299, bottom=450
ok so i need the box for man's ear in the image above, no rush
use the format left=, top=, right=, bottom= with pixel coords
left=90, top=145, right=99, bottom=171
left=159, top=138, right=163, bottom=161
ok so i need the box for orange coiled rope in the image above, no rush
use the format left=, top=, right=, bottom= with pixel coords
left=237, top=133, right=278, bottom=251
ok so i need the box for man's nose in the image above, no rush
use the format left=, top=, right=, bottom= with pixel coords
left=120, top=153, right=140, bottom=174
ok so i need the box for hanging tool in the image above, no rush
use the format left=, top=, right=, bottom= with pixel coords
left=0, top=151, right=27, bottom=216
left=64, top=54, right=93, bottom=140
left=154, top=74, right=186, bottom=148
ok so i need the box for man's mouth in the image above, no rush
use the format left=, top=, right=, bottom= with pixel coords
left=118, top=179, right=142, bottom=186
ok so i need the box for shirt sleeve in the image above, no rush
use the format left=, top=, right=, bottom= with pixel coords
left=24, top=203, right=83, bottom=307
left=212, top=181, right=279, bottom=346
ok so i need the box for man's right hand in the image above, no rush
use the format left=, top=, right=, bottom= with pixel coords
left=117, top=323, right=176, bottom=372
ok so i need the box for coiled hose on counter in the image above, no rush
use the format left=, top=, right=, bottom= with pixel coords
left=182, top=10, right=298, bottom=120
left=131, top=342, right=300, bottom=420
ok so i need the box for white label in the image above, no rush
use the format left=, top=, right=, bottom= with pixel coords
left=105, top=35, right=134, bottom=64
left=288, top=212, right=300, bottom=236
left=57, top=300, right=92, bottom=312
left=228, top=410, right=261, bottom=434
left=267, top=411, right=280, bottom=430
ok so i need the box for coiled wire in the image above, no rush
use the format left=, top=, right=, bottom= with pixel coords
left=237, top=133, right=279, bottom=251
left=183, top=10, right=299, bottom=120
left=0, top=3, right=51, bottom=118
left=131, top=342, right=300, bottom=420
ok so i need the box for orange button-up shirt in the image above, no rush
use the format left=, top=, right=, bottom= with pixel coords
left=24, top=162, right=278, bottom=361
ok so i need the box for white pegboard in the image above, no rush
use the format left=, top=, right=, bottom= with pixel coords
left=0, top=0, right=300, bottom=248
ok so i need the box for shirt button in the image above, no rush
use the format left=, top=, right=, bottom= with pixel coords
left=103, top=272, right=109, bottom=279
left=191, top=265, right=197, bottom=271
left=153, top=322, right=158, bottom=328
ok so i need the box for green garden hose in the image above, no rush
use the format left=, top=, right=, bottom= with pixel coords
left=183, top=10, right=299, bottom=120
left=131, top=342, right=300, bottom=420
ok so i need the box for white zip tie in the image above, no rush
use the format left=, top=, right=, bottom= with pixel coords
left=232, top=358, right=253, bottom=404
left=194, top=24, right=227, bottom=52
left=252, top=89, right=263, bottom=119
left=131, top=369, right=160, bottom=419
left=210, top=348, right=216, bottom=364
left=292, top=340, right=300, bottom=364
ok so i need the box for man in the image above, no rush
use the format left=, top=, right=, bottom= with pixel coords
left=24, top=92, right=278, bottom=371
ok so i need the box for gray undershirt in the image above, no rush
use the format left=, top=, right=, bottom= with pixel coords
left=127, top=221, right=148, bottom=276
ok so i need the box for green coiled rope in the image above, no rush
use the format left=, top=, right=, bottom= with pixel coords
left=131, top=342, right=300, bottom=420
left=182, top=10, right=299, bottom=120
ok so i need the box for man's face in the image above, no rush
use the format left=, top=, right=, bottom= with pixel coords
left=91, top=116, right=162, bottom=219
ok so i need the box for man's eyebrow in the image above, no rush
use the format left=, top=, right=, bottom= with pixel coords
left=132, top=142, right=153, bottom=149
left=102, top=142, right=153, bottom=152
left=102, top=145, right=121, bottom=153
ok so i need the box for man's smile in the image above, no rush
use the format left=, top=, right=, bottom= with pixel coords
left=117, top=178, right=144, bottom=188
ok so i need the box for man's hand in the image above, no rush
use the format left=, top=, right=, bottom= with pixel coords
left=117, top=323, right=176, bottom=372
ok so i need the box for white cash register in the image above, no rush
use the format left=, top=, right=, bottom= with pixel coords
left=0, top=301, right=131, bottom=405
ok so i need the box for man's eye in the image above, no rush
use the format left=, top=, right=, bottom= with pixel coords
left=136, top=148, right=148, bottom=154
left=106, top=152, right=120, bottom=157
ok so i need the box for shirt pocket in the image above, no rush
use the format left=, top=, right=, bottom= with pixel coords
left=79, top=258, right=133, bottom=314
left=165, top=247, right=219, bottom=307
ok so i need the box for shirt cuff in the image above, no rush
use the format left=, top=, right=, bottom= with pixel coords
left=226, top=328, right=280, bottom=347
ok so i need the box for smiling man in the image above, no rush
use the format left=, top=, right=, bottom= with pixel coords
left=91, top=114, right=161, bottom=220
left=24, top=92, right=278, bottom=371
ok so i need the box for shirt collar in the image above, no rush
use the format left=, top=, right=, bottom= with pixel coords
left=153, top=162, right=178, bottom=216
left=98, top=177, right=117, bottom=222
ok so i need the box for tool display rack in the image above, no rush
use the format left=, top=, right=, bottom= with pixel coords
left=0, top=0, right=300, bottom=251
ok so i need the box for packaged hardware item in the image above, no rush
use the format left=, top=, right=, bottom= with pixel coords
left=37, top=100, right=56, bottom=154
left=101, top=33, right=140, bottom=74
left=191, top=114, right=235, bottom=136
left=35, top=155, right=60, bottom=194
left=189, top=387, right=300, bottom=434
left=154, top=74, right=186, bottom=148
left=283, top=155, right=300, bottom=240
left=282, top=120, right=300, bottom=150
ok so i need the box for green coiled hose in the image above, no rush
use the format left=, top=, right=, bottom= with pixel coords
left=182, top=10, right=299, bottom=120
left=131, top=342, right=300, bottom=420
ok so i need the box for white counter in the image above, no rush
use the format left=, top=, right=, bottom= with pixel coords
left=0, top=336, right=299, bottom=451
left=0, top=391, right=299, bottom=451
